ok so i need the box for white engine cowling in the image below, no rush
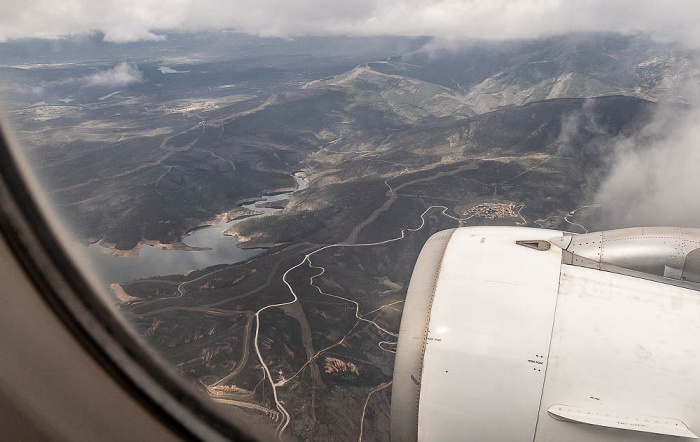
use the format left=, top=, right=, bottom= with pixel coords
left=392, top=226, right=700, bottom=442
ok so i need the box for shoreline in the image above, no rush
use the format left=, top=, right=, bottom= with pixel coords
left=92, top=238, right=211, bottom=258
left=187, top=207, right=261, bottom=234
left=109, top=283, right=140, bottom=302
left=86, top=171, right=308, bottom=256
left=222, top=227, right=287, bottom=249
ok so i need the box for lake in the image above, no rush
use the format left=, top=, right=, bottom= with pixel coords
left=77, top=174, right=306, bottom=283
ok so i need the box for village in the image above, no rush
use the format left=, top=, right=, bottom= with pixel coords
left=462, top=202, right=521, bottom=221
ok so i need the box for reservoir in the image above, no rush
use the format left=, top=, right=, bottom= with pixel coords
left=78, top=174, right=306, bottom=283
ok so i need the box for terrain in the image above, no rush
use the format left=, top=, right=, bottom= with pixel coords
left=2, top=33, right=697, bottom=249
left=116, top=93, right=657, bottom=441
left=1, top=32, right=697, bottom=441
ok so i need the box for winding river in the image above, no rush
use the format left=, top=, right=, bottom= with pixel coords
left=78, top=174, right=307, bottom=283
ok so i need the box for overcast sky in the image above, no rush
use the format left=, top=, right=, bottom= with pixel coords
left=1, top=0, right=700, bottom=46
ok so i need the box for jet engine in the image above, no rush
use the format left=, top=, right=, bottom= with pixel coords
left=392, top=227, right=700, bottom=441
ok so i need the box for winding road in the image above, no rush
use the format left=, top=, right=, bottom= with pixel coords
left=255, top=202, right=461, bottom=440
left=198, top=154, right=559, bottom=439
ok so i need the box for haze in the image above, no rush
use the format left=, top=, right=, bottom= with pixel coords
left=1, top=0, right=700, bottom=47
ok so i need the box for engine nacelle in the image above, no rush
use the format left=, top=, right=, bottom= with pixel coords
left=392, top=227, right=700, bottom=441
left=550, top=227, right=700, bottom=282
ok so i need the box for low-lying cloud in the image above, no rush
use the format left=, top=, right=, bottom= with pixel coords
left=83, top=62, right=144, bottom=88
left=595, top=104, right=700, bottom=228
left=1, top=0, right=700, bottom=47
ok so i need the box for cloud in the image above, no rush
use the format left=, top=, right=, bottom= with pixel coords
left=595, top=103, right=700, bottom=228
left=1, top=0, right=700, bottom=47
left=82, top=62, right=144, bottom=88
left=555, top=99, right=609, bottom=156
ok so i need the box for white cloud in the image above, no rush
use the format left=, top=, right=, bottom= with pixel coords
left=1, top=0, right=700, bottom=47
left=595, top=103, right=700, bottom=228
left=83, top=62, right=144, bottom=88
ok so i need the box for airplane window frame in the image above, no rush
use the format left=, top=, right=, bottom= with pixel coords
left=0, top=121, right=257, bottom=442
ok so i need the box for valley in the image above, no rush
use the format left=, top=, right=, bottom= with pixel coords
left=2, top=31, right=697, bottom=441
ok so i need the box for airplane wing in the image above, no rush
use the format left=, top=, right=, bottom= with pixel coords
left=392, top=226, right=700, bottom=441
